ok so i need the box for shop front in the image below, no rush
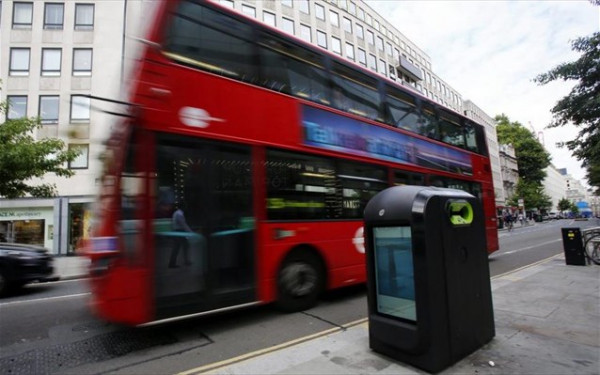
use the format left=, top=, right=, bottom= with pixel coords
left=0, top=197, right=94, bottom=255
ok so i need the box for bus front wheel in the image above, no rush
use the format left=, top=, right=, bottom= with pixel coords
left=276, top=250, right=324, bottom=312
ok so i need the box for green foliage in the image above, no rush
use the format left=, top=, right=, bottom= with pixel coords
left=495, top=114, right=551, bottom=184
left=557, top=198, right=572, bottom=212
left=507, top=180, right=552, bottom=211
left=570, top=202, right=580, bottom=216
left=534, top=31, right=600, bottom=194
left=0, top=109, right=80, bottom=198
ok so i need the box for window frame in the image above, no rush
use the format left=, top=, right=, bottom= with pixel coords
left=41, top=48, right=62, bottom=77
left=9, top=48, right=31, bottom=76
left=74, top=3, right=94, bottom=30
left=6, top=96, right=28, bottom=120
left=38, top=95, right=60, bottom=124
left=68, top=144, right=90, bottom=169
left=317, top=30, right=327, bottom=48
left=44, top=3, right=65, bottom=30
left=70, top=95, right=91, bottom=123
left=12, top=2, right=33, bottom=29
left=72, top=48, right=93, bottom=76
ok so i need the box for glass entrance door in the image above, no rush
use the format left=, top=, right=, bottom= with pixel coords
left=152, top=133, right=255, bottom=319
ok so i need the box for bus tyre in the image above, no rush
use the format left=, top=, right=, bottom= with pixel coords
left=276, top=251, right=324, bottom=312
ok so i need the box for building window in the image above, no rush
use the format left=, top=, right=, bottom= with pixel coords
left=44, top=3, right=64, bottom=29
left=74, top=3, right=94, bottom=30
left=315, top=3, right=325, bottom=20
left=343, top=17, right=352, bottom=33
left=241, top=4, right=256, bottom=17
left=349, top=1, right=356, bottom=15
left=367, top=30, right=374, bottom=45
left=39, top=96, right=60, bottom=124
left=7, top=96, right=27, bottom=119
left=379, top=60, right=387, bottom=76
left=282, top=0, right=293, bottom=8
left=356, top=24, right=364, bottom=39
left=386, top=42, right=393, bottom=56
left=299, top=0, right=309, bottom=14
left=282, top=17, right=294, bottom=35
left=332, top=36, right=342, bottom=55
left=12, top=2, right=33, bottom=29
left=9, top=48, right=30, bottom=76
left=358, top=7, right=365, bottom=21
left=72, top=48, right=93, bottom=76
left=41, top=48, right=62, bottom=76
left=218, top=0, right=234, bottom=8
left=263, top=11, right=275, bottom=27
left=70, top=95, right=91, bottom=122
left=317, top=30, right=327, bottom=48
left=68, top=144, right=89, bottom=169
left=345, top=43, right=355, bottom=60
left=376, top=36, right=384, bottom=51
left=300, top=24, right=311, bottom=43
left=368, top=54, right=376, bottom=71
left=357, top=48, right=366, bottom=66
left=330, top=10, right=339, bottom=27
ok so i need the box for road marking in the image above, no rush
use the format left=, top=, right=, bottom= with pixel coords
left=0, top=292, right=90, bottom=307
left=492, top=253, right=563, bottom=280
left=491, top=238, right=562, bottom=258
left=177, top=318, right=368, bottom=375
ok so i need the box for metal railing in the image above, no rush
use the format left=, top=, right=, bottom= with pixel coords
left=581, top=227, right=600, bottom=265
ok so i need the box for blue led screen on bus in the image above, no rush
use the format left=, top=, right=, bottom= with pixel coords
left=302, top=105, right=473, bottom=176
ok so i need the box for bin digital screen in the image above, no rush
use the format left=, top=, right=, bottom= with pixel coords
left=373, top=226, right=416, bottom=322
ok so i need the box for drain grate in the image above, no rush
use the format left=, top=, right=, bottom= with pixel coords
left=0, top=329, right=178, bottom=375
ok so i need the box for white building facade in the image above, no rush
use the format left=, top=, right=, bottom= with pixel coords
left=0, top=0, right=153, bottom=253
left=543, top=164, right=568, bottom=212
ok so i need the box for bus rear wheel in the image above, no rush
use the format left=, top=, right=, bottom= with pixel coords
left=276, top=251, right=324, bottom=312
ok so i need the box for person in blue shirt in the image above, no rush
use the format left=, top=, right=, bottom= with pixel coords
left=168, top=204, right=193, bottom=268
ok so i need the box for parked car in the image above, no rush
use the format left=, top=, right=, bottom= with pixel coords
left=0, top=243, right=56, bottom=296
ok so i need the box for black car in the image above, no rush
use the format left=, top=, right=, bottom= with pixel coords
left=0, top=243, right=56, bottom=296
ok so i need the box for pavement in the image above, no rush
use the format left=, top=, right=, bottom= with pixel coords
left=51, top=251, right=600, bottom=375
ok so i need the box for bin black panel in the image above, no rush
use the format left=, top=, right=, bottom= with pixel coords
left=561, top=228, right=586, bottom=266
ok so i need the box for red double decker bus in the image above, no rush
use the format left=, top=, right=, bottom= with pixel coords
left=87, top=0, right=498, bottom=325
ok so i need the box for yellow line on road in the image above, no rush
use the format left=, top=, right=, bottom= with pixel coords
left=177, top=318, right=368, bottom=375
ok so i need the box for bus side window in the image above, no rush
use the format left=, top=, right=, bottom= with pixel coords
left=385, top=86, right=420, bottom=133
left=394, top=171, right=425, bottom=186
left=464, top=121, right=479, bottom=153
left=164, top=1, right=258, bottom=83
left=331, top=63, right=382, bottom=121
left=420, top=103, right=439, bottom=140
left=438, top=111, right=465, bottom=148
left=338, top=162, right=388, bottom=219
left=258, top=34, right=329, bottom=105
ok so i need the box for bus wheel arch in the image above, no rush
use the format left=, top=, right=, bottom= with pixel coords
left=275, top=245, right=327, bottom=312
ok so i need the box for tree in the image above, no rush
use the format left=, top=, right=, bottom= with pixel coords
left=0, top=101, right=79, bottom=199
left=557, top=198, right=572, bottom=213
left=534, top=31, right=600, bottom=193
left=508, top=180, right=552, bottom=212
left=495, top=114, right=551, bottom=184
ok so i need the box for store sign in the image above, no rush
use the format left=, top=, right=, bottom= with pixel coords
left=0, top=211, right=43, bottom=218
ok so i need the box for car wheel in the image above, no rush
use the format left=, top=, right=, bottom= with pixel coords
left=275, top=250, right=324, bottom=312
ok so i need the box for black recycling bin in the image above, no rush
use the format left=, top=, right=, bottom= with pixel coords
left=364, top=186, right=495, bottom=373
left=561, top=228, right=586, bottom=266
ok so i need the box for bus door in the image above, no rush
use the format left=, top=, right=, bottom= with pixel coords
left=152, top=134, right=256, bottom=320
